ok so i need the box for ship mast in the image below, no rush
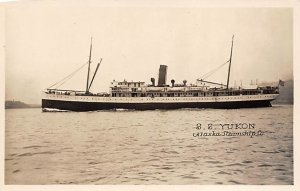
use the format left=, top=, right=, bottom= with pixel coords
left=226, top=35, right=234, bottom=89
left=86, top=37, right=93, bottom=94
left=88, top=58, right=102, bottom=91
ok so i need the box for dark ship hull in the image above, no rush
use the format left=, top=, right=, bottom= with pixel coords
left=42, top=98, right=273, bottom=112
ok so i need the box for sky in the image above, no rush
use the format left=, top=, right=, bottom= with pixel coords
left=4, top=1, right=293, bottom=104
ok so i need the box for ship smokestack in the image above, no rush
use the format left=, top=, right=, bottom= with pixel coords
left=158, top=65, right=168, bottom=87
left=183, top=80, right=187, bottom=86
left=171, top=79, right=175, bottom=87
left=151, top=78, right=155, bottom=86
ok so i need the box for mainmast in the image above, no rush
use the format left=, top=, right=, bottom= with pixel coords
left=86, top=37, right=93, bottom=94
left=226, top=35, right=234, bottom=89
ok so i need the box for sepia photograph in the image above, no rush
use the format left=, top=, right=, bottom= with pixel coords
left=1, top=0, right=298, bottom=190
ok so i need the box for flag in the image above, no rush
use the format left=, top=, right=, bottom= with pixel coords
left=279, top=80, right=285, bottom=86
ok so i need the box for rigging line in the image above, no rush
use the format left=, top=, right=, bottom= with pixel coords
left=54, top=68, right=86, bottom=89
left=199, top=60, right=230, bottom=80
left=54, top=74, right=77, bottom=89
left=48, top=61, right=89, bottom=89
left=51, top=73, right=79, bottom=89
left=203, top=60, right=229, bottom=79
left=51, top=61, right=91, bottom=89
left=47, top=61, right=89, bottom=89
left=53, top=62, right=92, bottom=89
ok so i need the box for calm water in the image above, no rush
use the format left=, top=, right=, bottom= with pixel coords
left=5, top=105, right=293, bottom=184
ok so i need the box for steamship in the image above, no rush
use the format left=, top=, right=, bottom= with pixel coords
left=42, top=36, right=280, bottom=111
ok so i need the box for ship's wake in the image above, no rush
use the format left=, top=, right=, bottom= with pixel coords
left=42, top=108, right=71, bottom=112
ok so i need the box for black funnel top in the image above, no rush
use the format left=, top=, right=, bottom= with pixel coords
left=158, top=65, right=168, bottom=86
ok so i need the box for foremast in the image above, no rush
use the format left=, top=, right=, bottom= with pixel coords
left=86, top=37, right=93, bottom=94
left=85, top=37, right=102, bottom=94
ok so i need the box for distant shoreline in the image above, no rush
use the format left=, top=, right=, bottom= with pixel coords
left=272, top=103, right=293, bottom=106
left=5, top=100, right=41, bottom=109
left=5, top=106, right=41, bottom=109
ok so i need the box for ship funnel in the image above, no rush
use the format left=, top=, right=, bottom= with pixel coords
left=171, top=79, right=175, bottom=87
left=158, top=65, right=168, bottom=87
left=150, top=77, right=155, bottom=86
left=183, top=80, right=187, bottom=86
